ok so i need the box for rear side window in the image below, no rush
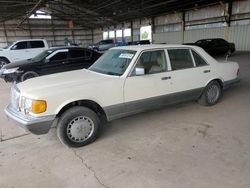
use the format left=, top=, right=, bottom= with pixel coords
left=168, top=49, right=194, bottom=70
left=11, top=42, right=28, bottom=50
left=192, top=50, right=207, bottom=67
left=70, top=49, right=84, bottom=58
left=50, top=52, right=67, bottom=61
left=30, top=41, right=45, bottom=48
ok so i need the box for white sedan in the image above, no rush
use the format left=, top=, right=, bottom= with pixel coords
left=5, top=45, right=240, bottom=147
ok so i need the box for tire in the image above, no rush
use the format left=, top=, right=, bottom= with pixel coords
left=0, top=58, right=10, bottom=69
left=20, top=71, right=39, bottom=82
left=57, top=106, right=101, bottom=148
left=198, top=81, right=222, bottom=106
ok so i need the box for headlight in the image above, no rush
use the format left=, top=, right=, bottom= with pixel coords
left=3, top=67, right=19, bottom=74
left=21, top=97, right=47, bottom=114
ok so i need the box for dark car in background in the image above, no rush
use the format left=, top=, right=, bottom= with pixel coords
left=88, top=39, right=115, bottom=52
left=184, top=38, right=235, bottom=56
left=128, top=40, right=151, bottom=45
left=0, top=46, right=102, bottom=82
left=88, top=39, right=128, bottom=52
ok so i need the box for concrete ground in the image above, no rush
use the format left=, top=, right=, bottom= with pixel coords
left=0, top=52, right=250, bottom=188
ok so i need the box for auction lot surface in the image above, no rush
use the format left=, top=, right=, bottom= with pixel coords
left=0, top=52, right=250, bottom=188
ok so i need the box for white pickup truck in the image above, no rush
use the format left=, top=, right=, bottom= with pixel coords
left=0, top=39, right=49, bottom=68
left=5, top=45, right=240, bottom=147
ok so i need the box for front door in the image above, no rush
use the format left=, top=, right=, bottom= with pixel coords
left=124, top=49, right=172, bottom=114
left=40, top=49, right=69, bottom=75
left=9, top=41, right=29, bottom=62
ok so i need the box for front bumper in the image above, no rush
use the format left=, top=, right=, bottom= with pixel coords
left=0, top=72, right=19, bottom=82
left=223, top=77, right=240, bottom=90
left=5, top=104, right=56, bottom=135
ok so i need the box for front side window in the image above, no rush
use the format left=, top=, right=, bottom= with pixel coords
left=134, top=50, right=167, bottom=74
left=89, top=49, right=136, bottom=76
left=192, top=50, right=207, bottom=67
left=50, top=52, right=68, bottom=61
left=32, top=49, right=54, bottom=61
left=11, top=42, right=28, bottom=50
left=168, top=49, right=194, bottom=70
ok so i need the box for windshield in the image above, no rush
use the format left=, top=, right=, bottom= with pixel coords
left=89, top=49, right=137, bottom=76
left=32, top=49, right=54, bottom=61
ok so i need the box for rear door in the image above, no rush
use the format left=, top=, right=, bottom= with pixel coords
left=165, top=48, right=209, bottom=102
left=68, top=48, right=85, bottom=70
left=29, top=40, right=46, bottom=58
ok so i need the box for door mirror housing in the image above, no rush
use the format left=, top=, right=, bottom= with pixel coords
left=44, top=58, right=50, bottom=63
left=135, top=67, right=145, bottom=76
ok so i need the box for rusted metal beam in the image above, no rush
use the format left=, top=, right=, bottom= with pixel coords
left=17, top=0, right=44, bottom=27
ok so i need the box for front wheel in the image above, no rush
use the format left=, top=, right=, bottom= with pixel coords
left=198, top=81, right=222, bottom=106
left=20, top=71, right=39, bottom=82
left=57, top=106, right=101, bottom=147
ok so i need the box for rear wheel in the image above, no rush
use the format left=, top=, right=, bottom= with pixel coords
left=20, top=71, right=39, bottom=82
left=57, top=106, right=101, bottom=147
left=198, top=81, right=222, bottom=106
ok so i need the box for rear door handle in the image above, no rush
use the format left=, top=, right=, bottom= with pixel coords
left=161, top=76, right=171, bottom=80
left=203, top=70, right=211, bottom=73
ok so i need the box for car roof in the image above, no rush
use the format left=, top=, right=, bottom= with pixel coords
left=113, top=44, right=201, bottom=51
left=197, top=38, right=224, bottom=41
left=14, top=39, right=46, bottom=42
left=48, top=46, right=89, bottom=51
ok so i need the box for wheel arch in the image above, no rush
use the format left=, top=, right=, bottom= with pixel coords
left=56, top=99, right=107, bottom=121
left=205, top=78, right=224, bottom=89
left=0, top=56, right=10, bottom=63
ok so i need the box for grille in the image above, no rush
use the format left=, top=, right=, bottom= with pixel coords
left=10, top=85, right=20, bottom=110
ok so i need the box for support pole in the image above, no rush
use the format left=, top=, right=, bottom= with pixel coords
left=3, top=21, right=9, bottom=44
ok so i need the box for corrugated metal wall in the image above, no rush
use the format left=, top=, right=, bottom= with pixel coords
left=153, top=0, right=250, bottom=51
left=0, top=0, right=250, bottom=49
left=0, top=19, right=92, bottom=48
left=154, top=25, right=250, bottom=51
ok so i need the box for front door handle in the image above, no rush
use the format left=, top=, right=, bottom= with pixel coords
left=203, top=70, right=211, bottom=73
left=161, top=76, right=171, bottom=80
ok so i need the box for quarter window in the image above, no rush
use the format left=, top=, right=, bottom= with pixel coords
left=168, top=49, right=194, bottom=70
left=192, top=50, right=207, bottom=66
left=135, top=50, right=167, bottom=74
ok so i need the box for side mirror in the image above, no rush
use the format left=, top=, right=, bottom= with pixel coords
left=45, top=58, right=50, bottom=63
left=135, top=67, right=145, bottom=76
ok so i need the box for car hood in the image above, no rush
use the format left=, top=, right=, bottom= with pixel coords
left=3, top=59, right=34, bottom=69
left=17, top=69, right=117, bottom=97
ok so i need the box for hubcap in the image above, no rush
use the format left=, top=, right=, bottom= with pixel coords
left=207, top=84, right=220, bottom=104
left=66, top=116, right=94, bottom=143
